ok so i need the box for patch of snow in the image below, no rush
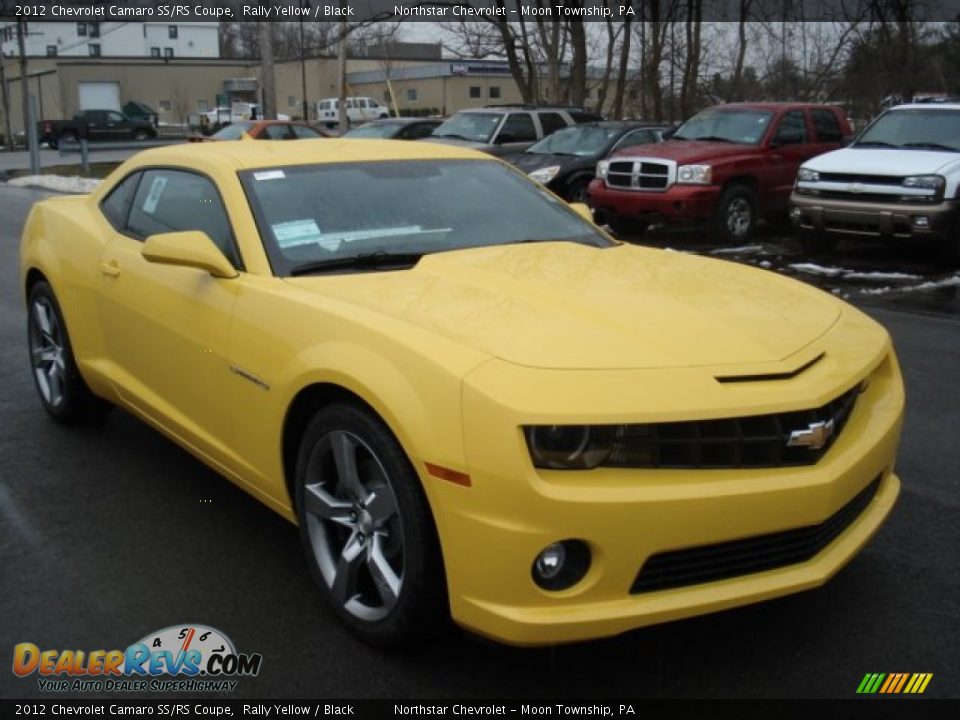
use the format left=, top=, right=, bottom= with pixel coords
left=859, top=275, right=960, bottom=296
left=844, top=271, right=923, bottom=281
left=860, top=286, right=897, bottom=296
left=759, top=260, right=772, bottom=268
left=6, top=175, right=101, bottom=194
left=710, top=244, right=765, bottom=255
left=788, top=263, right=848, bottom=277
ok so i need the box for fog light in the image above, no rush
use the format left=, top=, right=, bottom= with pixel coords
left=532, top=539, right=591, bottom=591
left=790, top=206, right=802, bottom=220
left=912, top=216, right=930, bottom=228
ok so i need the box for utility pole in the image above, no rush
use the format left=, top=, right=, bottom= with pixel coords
left=299, top=11, right=308, bottom=121
left=337, top=14, right=347, bottom=132
left=259, top=20, right=276, bottom=119
left=17, top=19, right=29, bottom=146
left=0, top=42, right=13, bottom=152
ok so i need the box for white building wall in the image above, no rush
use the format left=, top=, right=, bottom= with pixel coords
left=0, top=22, right=219, bottom=59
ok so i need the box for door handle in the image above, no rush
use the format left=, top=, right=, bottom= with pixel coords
left=100, top=260, right=120, bottom=277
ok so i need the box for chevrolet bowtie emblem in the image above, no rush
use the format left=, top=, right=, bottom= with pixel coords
left=786, top=419, right=835, bottom=450
left=847, top=182, right=865, bottom=194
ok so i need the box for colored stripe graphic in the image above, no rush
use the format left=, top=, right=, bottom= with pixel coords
left=858, top=673, right=932, bottom=694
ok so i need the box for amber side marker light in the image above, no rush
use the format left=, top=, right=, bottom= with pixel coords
left=425, top=462, right=472, bottom=487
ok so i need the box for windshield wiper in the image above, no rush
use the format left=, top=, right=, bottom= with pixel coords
left=435, top=133, right=472, bottom=141
left=900, top=142, right=959, bottom=153
left=289, top=252, right=424, bottom=276
left=693, top=135, right=735, bottom=143
left=854, top=140, right=899, bottom=148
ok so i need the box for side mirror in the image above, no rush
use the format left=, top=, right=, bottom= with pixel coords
left=142, top=231, right=238, bottom=279
left=569, top=202, right=595, bottom=224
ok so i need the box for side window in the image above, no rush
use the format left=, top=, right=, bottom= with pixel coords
left=126, top=169, right=238, bottom=266
left=773, top=110, right=807, bottom=145
left=498, top=113, right=537, bottom=143
left=291, top=124, right=322, bottom=139
left=100, top=172, right=141, bottom=230
left=403, top=123, right=437, bottom=140
left=812, top=109, right=842, bottom=142
left=107, top=111, right=125, bottom=124
left=616, top=130, right=656, bottom=150
left=538, top=112, right=567, bottom=137
left=262, top=124, right=293, bottom=140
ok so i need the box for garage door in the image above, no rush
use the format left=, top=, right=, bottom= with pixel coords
left=78, top=82, right=121, bottom=111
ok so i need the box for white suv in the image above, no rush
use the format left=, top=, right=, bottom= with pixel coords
left=317, top=97, right=390, bottom=126
left=791, top=103, right=960, bottom=263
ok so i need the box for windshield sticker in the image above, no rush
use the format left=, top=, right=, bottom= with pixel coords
left=254, top=170, right=285, bottom=181
left=142, top=176, right=167, bottom=215
left=271, top=219, right=341, bottom=251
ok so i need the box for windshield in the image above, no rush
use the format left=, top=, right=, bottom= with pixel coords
left=527, top=125, right=624, bottom=156
left=213, top=122, right=255, bottom=140
left=431, top=113, right=502, bottom=143
left=241, top=160, right=613, bottom=275
left=855, top=108, right=960, bottom=151
left=343, top=123, right=402, bottom=139
left=673, top=109, right=773, bottom=144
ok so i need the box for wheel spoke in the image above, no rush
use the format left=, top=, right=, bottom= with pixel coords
left=365, top=487, right=398, bottom=525
left=46, top=365, right=63, bottom=406
left=330, top=431, right=367, bottom=501
left=31, top=346, right=56, bottom=366
left=330, top=532, right=365, bottom=606
left=34, top=302, right=53, bottom=338
left=303, top=483, right=354, bottom=527
left=367, top=535, right=401, bottom=607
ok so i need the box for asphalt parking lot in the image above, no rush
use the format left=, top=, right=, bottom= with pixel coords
left=0, top=185, right=957, bottom=700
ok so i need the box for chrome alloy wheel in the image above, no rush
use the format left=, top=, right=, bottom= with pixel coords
left=725, top=197, right=753, bottom=238
left=303, top=430, right=404, bottom=622
left=28, top=297, right=67, bottom=407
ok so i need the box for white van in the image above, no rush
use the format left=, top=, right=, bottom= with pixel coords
left=317, top=97, right=391, bottom=126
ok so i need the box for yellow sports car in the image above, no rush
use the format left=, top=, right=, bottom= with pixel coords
left=20, top=140, right=903, bottom=647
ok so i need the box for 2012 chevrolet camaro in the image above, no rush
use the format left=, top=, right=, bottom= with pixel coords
left=19, top=140, right=903, bottom=647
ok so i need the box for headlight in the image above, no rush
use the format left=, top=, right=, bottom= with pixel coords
left=529, top=165, right=561, bottom=184
left=524, top=425, right=616, bottom=470
left=596, top=159, right=610, bottom=180
left=903, top=175, right=944, bottom=191
left=676, top=164, right=712, bottom=184
left=796, top=167, right=820, bottom=182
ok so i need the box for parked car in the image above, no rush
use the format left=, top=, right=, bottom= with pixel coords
left=189, top=121, right=329, bottom=142
left=202, top=103, right=291, bottom=125
left=317, top=97, right=390, bottom=127
left=41, top=109, right=156, bottom=149
left=423, top=105, right=604, bottom=157
left=20, top=139, right=903, bottom=648
left=588, top=102, right=852, bottom=240
left=343, top=118, right=443, bottom=141
left=791, top=102, right=960, bottom=263
left=504, top=121, right=669, bottom=202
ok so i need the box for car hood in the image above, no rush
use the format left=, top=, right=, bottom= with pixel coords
left=614, top=139, right=755, bottom=164
left=506, top=153, right=590, bottom=173
left=285, top=243, right=841, bottom=370
left=803, top=147, right=960, bottom=175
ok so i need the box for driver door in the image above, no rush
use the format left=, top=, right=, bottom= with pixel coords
left=95, top=168, right=242, bottom=467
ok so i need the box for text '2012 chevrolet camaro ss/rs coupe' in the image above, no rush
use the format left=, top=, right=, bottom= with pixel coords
left=20, top=139, right=903, bottom=647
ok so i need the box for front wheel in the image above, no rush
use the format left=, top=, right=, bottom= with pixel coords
left=58, top=131, right=78, bottom=146
left=713, top=184, right=758, bottom=244
left=132, top=129, right=150, bottom=141
left=295, top=403, right=448, bottom=647
left=564, top=177, right=591, bottom=203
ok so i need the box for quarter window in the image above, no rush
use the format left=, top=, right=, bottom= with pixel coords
left=126, top=170, right=238, bottom=266
left=538, top=112, right=567, bottom=137
left=100, top=172, right=141, bottom=230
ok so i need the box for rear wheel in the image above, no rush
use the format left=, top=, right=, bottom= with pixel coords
left=26, top=281, right=110, bottom=424
left=295, top=403, right=448, bottom=647
left=713, top=184, right=758, bottom=244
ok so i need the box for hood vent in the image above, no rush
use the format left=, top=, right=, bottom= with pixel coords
left=715, top=352, right=825, bottom=384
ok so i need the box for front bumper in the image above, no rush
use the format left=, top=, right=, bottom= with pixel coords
left=425, top=314, right=903, bottom=646
left=791, top=193, right=959, bottom=240
left=588, top=179, right=721, bottom=223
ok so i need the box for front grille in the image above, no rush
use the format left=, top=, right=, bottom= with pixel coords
left=819, top=172, right=904, bottom=185
left=602, top=384, right=860, bottom=469
left=630, top=475, right=881, bottom=593
left=818, top=190, right=907, bottom=203
left=605, top=160, right=670, bottom=190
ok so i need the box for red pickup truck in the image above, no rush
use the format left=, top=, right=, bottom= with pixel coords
left=587, top=102, right=852, bottom=242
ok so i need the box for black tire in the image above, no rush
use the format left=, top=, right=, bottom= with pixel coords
left=564, top=177, right=591, bottom=203
left=26, top=281, right=111, bottom=425
left=132, top=129, right=150, bottom=141
left=712, top=184, right=758, bottom=244
left=295, top=402, right=448, bottom=647
left=47, top=137, right=58, bottom=150
left=798, top=228, right=838, bottom=255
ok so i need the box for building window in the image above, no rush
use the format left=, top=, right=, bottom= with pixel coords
left=46, top=45, right=57, bottom=57
left=89, top=23, right=100, bottom=39
left=159, top=100, right=172, bottom=112
left=88, top=44, right=101, bottom=58
left=164, top=48, right=174, bottom=58
left=489, top=86, right=501, bottom=99
left=150, top=47, right=161, bottom=58
left=77, top=23, right=87, bottom=37
left=197, top=99, right=210, bottom=112
left=469, top=86, right=481, bottom=99
left=168, top=26, right=178, bottom=40
left=406, top=88, right=417, bottom=102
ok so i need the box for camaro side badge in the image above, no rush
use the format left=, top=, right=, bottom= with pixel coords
left=787, top=419, right=835, bottom=450
left=229, top=365, right=270, bottom=391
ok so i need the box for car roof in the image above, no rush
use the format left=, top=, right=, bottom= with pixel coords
left=359, top=118, right=442, bottom=125
left=708, top=102, right=840, bottom=112
left=576, top=121, right=669, bottom=129
left=889, top=103, right=960, bottom=111
left=120, top=138, right=488, bottom=174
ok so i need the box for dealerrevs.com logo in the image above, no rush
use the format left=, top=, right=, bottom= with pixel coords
left=12, top=624, right=262, bottom=693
